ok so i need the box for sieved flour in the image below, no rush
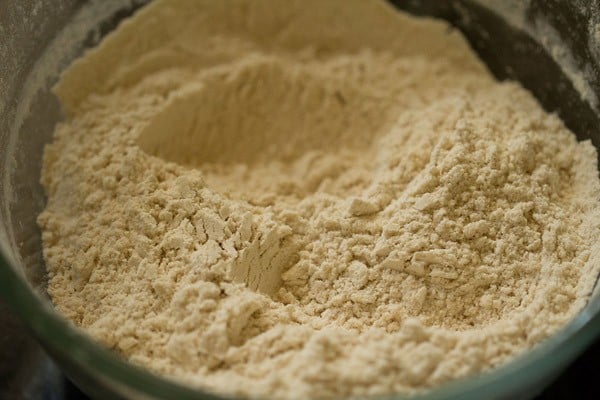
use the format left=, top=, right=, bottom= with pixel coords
left=38, top=0, right=600, bottom=399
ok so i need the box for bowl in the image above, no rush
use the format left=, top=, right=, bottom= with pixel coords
left=1, top=1, right=600, bottom=399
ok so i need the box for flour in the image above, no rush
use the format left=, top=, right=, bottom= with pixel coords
left=37, top=0, right=600, bottom=399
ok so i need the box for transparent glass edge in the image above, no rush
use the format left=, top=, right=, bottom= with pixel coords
left=2, top=249, right=600, bottom=400
left=0, top=252, right=225, bottom=400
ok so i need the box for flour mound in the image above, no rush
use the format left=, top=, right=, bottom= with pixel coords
left=38, top=0, right=600, bottom=399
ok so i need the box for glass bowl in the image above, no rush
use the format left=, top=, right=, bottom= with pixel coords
left=1, top=1, right=600, bottom=399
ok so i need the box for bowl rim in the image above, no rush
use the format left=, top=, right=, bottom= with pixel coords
left=1, top=248, right=600, bottom=400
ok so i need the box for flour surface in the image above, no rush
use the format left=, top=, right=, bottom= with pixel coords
left=38, top=0, right=600, bottom=399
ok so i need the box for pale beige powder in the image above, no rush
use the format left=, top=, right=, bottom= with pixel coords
left=38, top=0, right=600, bottom=399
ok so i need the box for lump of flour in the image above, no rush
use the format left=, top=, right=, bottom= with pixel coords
left=38, top=0, right=600, bottom=399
